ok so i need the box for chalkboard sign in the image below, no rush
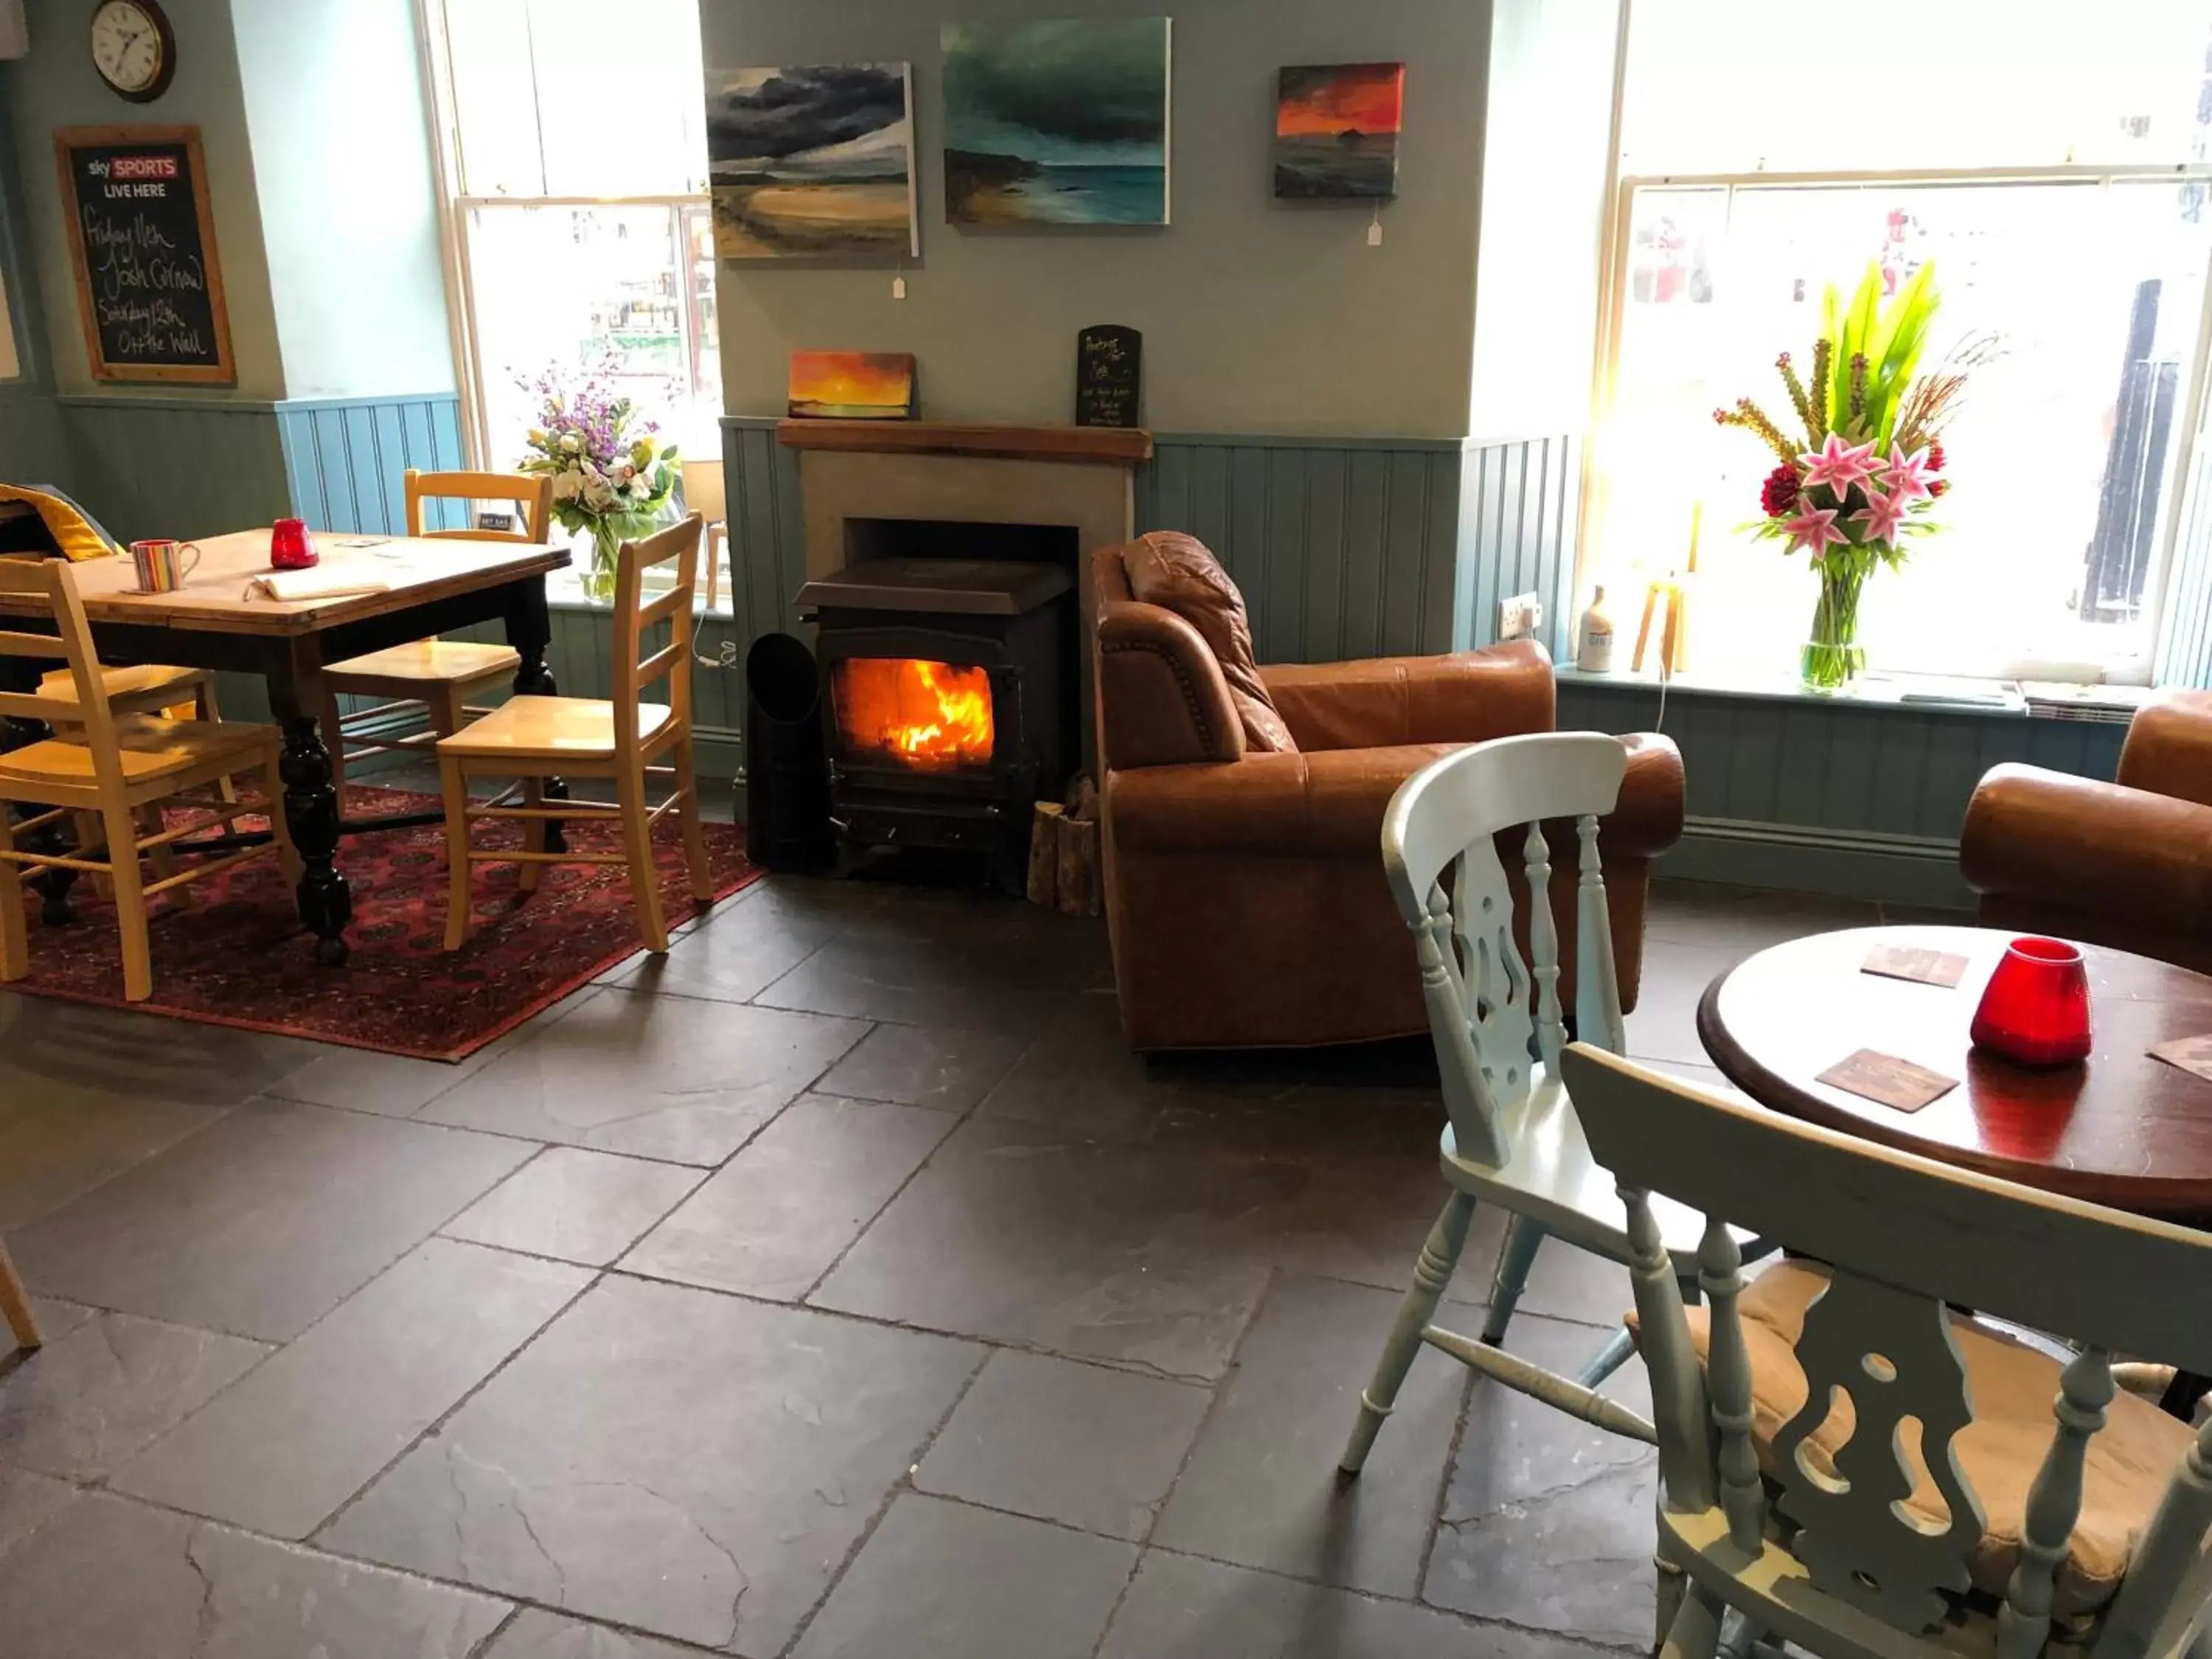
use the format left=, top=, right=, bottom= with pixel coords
left=1075, top=324, right=1142, bottom=430
left=54, top=126, right=234, bottom=384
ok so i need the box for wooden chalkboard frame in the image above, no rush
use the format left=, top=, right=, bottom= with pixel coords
left=53, top=124, right=236, bottom=386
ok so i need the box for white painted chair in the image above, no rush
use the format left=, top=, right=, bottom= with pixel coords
left=1342, top=731, right=1733, bottom=1472
left=1561, top=1043, right=2212, bottom=1659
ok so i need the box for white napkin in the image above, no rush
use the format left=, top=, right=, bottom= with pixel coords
left=242, top=568, right=392, bottom=602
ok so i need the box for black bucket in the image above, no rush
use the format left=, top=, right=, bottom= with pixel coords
left=744, top=633, right=834, bottom=872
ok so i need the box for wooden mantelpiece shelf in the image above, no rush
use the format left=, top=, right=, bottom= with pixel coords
left=776, top=420, right=1153, bottom=466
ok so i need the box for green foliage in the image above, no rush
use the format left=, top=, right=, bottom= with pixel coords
left=1823, top=261, right=1939, bottom=448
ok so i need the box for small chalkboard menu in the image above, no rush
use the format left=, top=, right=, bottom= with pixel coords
left=1075, top=324, right=1141, bottom=430
left=54, top=126, right=234, bottom=385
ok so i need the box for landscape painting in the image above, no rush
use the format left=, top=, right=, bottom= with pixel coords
left=942, top=18, right=1172, bottom=227
left=707, top=64, right=919, bottom=260
left=1276, top=63, right=1405, bottom=200
left=787, top=351, right=917, bottom=420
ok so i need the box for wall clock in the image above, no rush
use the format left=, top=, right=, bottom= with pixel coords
left=89, top=0, right=176, bottom=104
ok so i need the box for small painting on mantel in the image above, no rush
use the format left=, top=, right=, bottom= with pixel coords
left=942, top=17, right=1172, bottom=226
left=788, top=351, right=917, bottom=420
left=707, top=64, right=919, bottom=260
left=1275, top=63, right=1405, bottom=200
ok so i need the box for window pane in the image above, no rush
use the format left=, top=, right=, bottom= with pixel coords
left=516, top=0, right=706, bottom=195
left=1624, top=0, right=2212, bottom=173
left=466, top=204, right=720, bottom=476
left=1600, top=180, right=2212, bottom=678
left=445, top=0, right=707, bottom=196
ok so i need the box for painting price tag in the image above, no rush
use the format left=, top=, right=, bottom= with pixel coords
left=1815, top=1049, right=1958, bottom=1113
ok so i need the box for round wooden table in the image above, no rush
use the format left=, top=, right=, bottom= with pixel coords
left=1696, top=924, right=2212, bottom=1226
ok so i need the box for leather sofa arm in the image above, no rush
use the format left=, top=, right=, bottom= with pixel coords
left=1258, top=640, right=1555, bottom=751
left=1108, top=743, right=1462, bottom=857
left=1961, top=763, right=2212, bottom=933
left=1607, top=733, right=1687, bottom=860
left=2118, top=690, right=2212, bottom=810
left=1096, top=602, right=1245, bottom=771
left=1110, top=731, right=1685, bottom=863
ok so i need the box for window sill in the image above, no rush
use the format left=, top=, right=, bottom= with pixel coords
left=1557, top=664, right=2059, bottom=719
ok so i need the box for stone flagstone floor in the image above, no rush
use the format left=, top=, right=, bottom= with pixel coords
left=0, top=858, right=1951, bottom=1658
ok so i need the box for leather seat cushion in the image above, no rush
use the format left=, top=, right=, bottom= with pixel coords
left=1675, top=1261, right=2193, bottom=1615
left=1119, top=532, right=1296, bottom=754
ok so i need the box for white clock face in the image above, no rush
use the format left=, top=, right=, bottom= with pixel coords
left=91, top=1, right=166, bottom=95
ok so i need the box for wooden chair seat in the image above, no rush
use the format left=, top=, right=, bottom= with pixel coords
left=435, top=695, right=674, bottom=764
left=324, top=639, right=521, bottom=698
left=37, top=662, right=208, bottom=708
left=1441, top=1074, right=1717, bottom=1267
left=0, top=714, right=279, bottom=792
left=1670, top=1261, right=2193, bottom=1618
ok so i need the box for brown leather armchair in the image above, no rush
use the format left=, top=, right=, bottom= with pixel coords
left=1962, top=690, right=2212, bottom=973
left=1092, top=535, right=1686, bottom=1050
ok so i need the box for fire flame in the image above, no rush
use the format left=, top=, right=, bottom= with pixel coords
left=832, top=658, right=995, bottom=770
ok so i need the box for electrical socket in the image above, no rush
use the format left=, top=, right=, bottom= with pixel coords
left=1498, top=591, right=1544, bottom=641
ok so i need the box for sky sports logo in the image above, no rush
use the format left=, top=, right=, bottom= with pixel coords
left=108, top=155, right=179, bottom=181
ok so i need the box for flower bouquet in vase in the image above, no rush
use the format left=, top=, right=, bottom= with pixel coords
left=515, top=361, right=681, bottom=604
left=1714, top=262, right=1967, bottom=692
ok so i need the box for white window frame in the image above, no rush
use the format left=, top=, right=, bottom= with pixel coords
left=1588, top=162, right=2212, bottom=686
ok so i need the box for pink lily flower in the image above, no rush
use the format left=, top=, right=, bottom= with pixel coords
left=1851, top=481, right=1906, bottom=546
left=1879, top=443, right=1933, bottom=506
left=1782, top=503, right=1848, bottom=559
left=1798, top=433, right=1879, bottom=499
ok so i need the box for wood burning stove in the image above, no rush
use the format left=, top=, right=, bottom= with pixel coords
left=798, top=557, right=1072, bottom=890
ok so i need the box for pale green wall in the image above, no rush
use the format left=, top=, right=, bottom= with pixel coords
left=703, top=0, right=1492, bottom=439
left=229, top=0, right=455, bottom=399
left=4, top=0, right=288, bottom=400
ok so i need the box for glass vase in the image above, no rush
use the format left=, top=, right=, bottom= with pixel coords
left=1800, top=564, right=1867, bottom=694
left=581, top=520, right=622, bottom=605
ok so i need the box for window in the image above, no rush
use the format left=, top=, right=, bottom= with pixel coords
left=422, top=0, right=716, bottom=490
left=1592, top=0, right=2212, bottom=684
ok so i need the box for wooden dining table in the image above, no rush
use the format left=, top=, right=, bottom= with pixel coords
left=0, top=529, right=571, bottom=965
left=1698, top=923, right=2212, bottom=1223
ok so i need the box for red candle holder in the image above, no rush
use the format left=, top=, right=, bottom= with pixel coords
left=270, top=517, right=319, bottom=571
left=1970, top=936, right=2091, bottom=1068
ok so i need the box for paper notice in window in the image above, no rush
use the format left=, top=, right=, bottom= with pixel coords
left=2149, top=1034, right=2212, bottom=1083
left=1815, top=1049, right=1959, bottom=1113
left=1860, top=945, right=1969, bottom=989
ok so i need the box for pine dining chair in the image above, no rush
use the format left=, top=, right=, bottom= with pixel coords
left=437, top=514, right=713, bottom=954
left=0, top=557, right=297, bottom=1002
left=1340, top=731, right=1756, bottom=1475
left=1561, top=1042, right=2212, bottom=1659
left=321, top=468, right=554, bottom=809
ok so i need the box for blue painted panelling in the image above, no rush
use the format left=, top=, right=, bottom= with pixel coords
left=275, top=393, right=467, bottom=533
left=1461, top=434, right=1581, bottom=661
left=2157, top=442, right=2212, bottom=687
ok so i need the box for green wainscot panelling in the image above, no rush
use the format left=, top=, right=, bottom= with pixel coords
left=57, top=396, right=292, bottom=545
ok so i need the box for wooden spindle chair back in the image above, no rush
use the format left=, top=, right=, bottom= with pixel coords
left=611, top=512, right=700, bottom=759
left=0, top=558, right=124, bottom=790
left=1382, top=730, right=1629, bottom=1167
left=403, top=469, right=555, bottom=545
left=1561, top=1043, right=2212, bottom=1659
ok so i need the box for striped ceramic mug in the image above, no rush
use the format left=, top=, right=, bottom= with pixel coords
left=128, top=538, right=202, bottom=593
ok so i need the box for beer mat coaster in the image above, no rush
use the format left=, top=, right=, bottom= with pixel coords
left=2149, top=1034, right=2212, bottom=1082
left=1860, top=945, right=1969, bottom=989
left=1815, top=1049, right=1959, bottom=1112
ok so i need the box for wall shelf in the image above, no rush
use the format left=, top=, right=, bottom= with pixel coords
left=776, top=420, right=1153, bottom=466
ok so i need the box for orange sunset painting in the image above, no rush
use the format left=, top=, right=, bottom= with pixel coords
left=1276, top=63, right=1405, bottom=200
left=787, top=351, right=918, bottom=420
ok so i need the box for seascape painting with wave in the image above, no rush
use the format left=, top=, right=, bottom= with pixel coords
left=942, top=18, right=1172, bottom=228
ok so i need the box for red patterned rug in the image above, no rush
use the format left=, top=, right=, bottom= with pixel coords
left=3, top=785, right=765, bottom=1061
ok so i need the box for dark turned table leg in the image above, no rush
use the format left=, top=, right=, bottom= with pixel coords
left=266, top=641, right=352, bottom=965
left=0, top=658, right=77, bottom=927
left=507, top=577, right=568, bottom=853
